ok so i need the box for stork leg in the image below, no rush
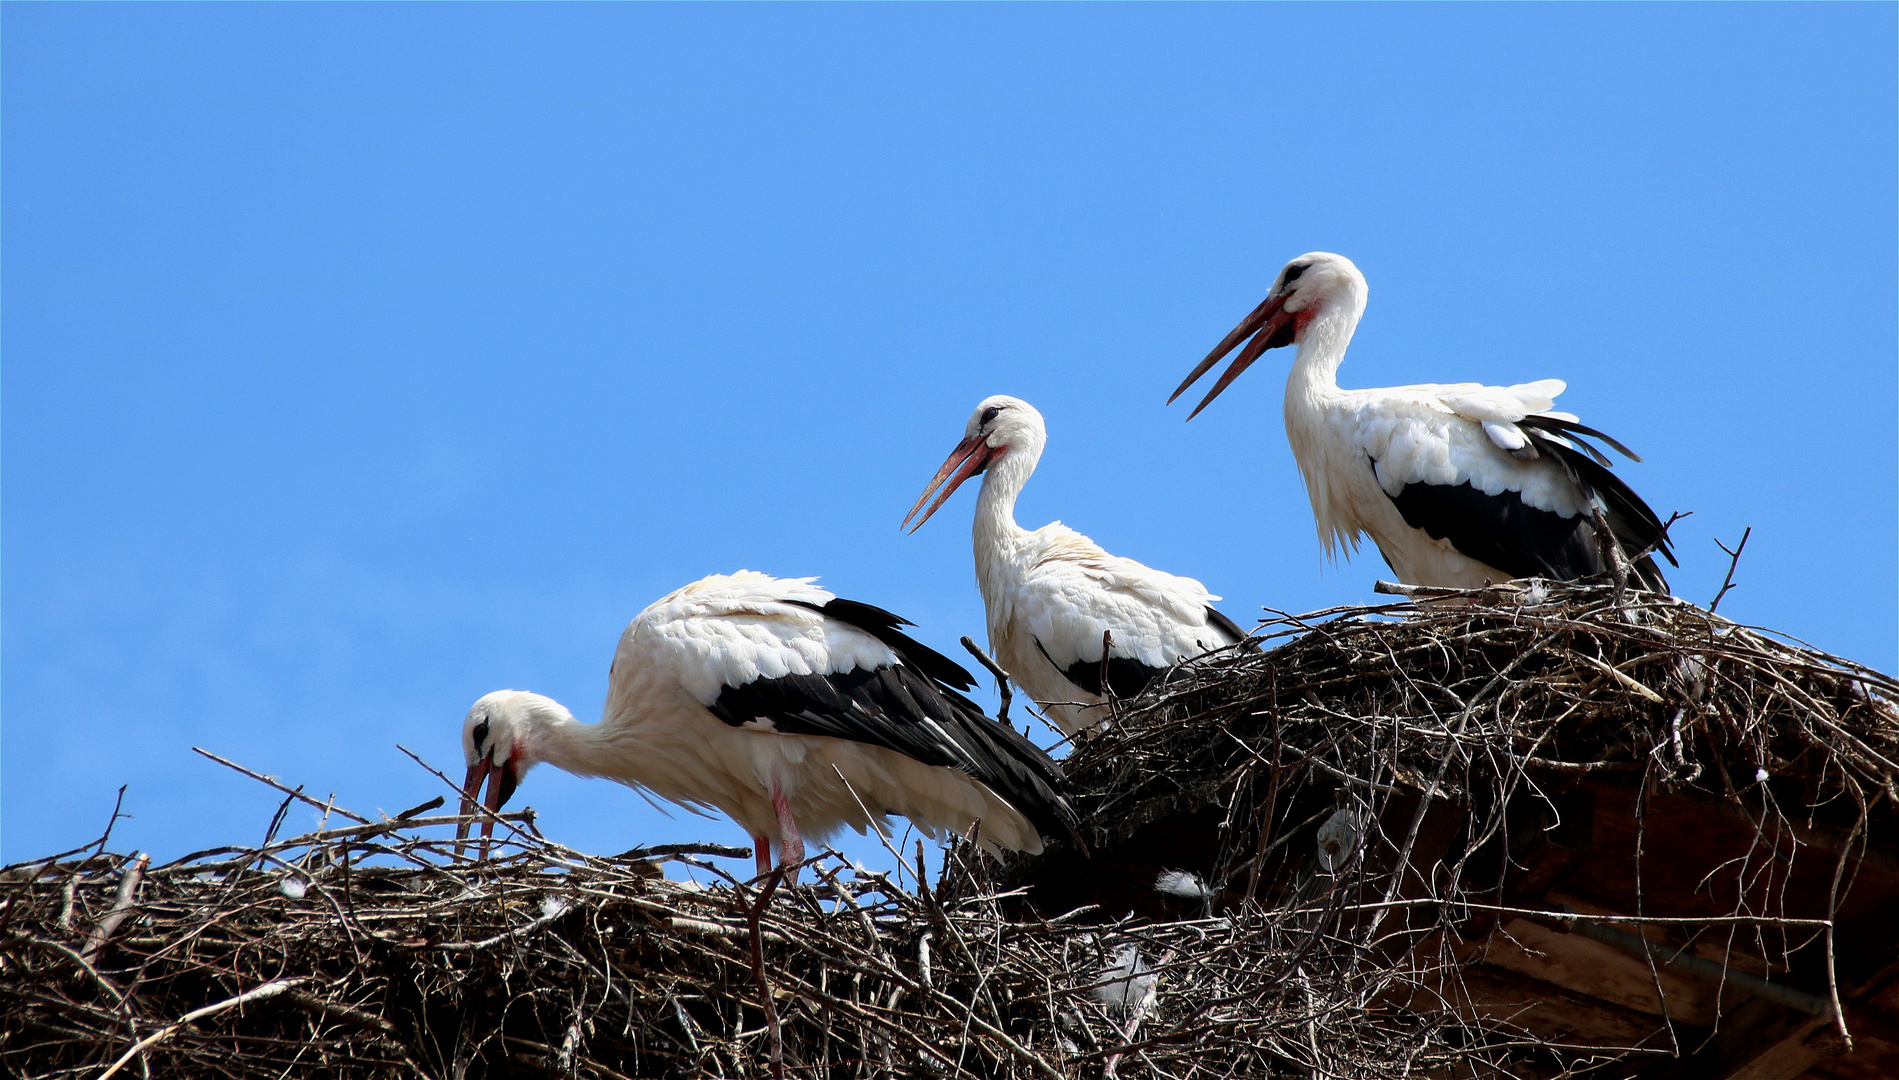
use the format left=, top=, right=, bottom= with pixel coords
left=753, top=836, right=772, bottom=880
left=771, top=783, right=805, bottom=880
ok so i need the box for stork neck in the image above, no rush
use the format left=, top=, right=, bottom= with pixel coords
left=971, top=441, right=1038, bottom=584
left=1286, top=300, right=1362, bottom=395
left=526, top=705, right=618, bottom=781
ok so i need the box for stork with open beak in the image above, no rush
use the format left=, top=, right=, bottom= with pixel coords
left=1171, top=252, right=1675, bottom=591
left=455, top=571, right=1075, bottom=878
left=905, top=395, right=1251, bottom=734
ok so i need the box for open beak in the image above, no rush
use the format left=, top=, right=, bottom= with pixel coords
left=455, top=757, right=518, bottom=858
left=1168, top=291, right=1295, bottom=420
left=902, top=434, right=995, bottom=532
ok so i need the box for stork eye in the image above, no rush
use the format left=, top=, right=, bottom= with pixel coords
left=472, top=718, right=491, bottom=752
left=1282, top=264, right=1307, bottom=286
left=980, top=406, right=1002, bottom=426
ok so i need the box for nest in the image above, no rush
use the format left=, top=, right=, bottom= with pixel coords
left=4, top=582, right=1895, bottom=1079
left=1031, top=579, right=1899, bottom=1073
left=1067, top=580, right=1899, bottom=842
left=2, top=813, right=1499, bottom=1078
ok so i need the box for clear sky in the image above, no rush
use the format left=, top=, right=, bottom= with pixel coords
left=5, top=4, right=1894, bottom=870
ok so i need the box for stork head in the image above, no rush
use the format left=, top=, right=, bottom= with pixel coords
left=456, top=690, right=570, bottom=851
left=903, top=394, right=1046, bottom=532
left=1169, top=252, right=1368, bottom=419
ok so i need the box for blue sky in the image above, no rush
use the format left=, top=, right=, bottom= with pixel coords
left=5, top=4, right=1894, bottom=870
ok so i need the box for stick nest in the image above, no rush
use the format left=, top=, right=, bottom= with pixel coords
left=1065, top=580, right=1898, bottom=851
left=4, top=583, right=1894, bottom=1078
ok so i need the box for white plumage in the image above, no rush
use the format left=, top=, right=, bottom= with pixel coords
left=904, top=396, right=1248, bottom=734
left=1172, top=252, right=1674, bottom=590
left=457, top=571, right=1073, bottom=877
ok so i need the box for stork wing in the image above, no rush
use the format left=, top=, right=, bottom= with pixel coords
left=1202, top=604, right=1254, bottom=648
left=1032, top=637, right=1167, bottom=701
left=1385, top=476, right=1610, bottom=582
left=1352, top=384, right=1673, bottom=589
left=1015, top=526, right=1248, bottom=698
left=784, top=597, right=978, bottom=690
left=630, top=572, right=1074, bottom=840
left=708, top=656, right=1074, bottom=842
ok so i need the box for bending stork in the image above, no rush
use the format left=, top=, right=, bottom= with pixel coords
left=457, top=571, right=1074, bottom=878
left=904, top=395, right=1249, bottom=734
left=1171, top=252, right=1675, bottom=591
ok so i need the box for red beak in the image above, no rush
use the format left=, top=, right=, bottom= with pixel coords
left=902, top=434, right=996, bottom=533
left=456, top=757, right=518, bottom=858
left=1169, top=291, right=1295, bottom=420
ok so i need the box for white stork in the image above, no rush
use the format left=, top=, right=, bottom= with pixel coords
left=1170, top=252, right=1675, bottom=591
left=456, top=571, right=1074, bottom=878
left=903, top=395, right=1250, bottom=734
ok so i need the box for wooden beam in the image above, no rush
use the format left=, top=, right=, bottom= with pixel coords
left=1402, top=958, right=1673, bottom=1047
left=1634, top=997, right=1842, bottom=1080
left=1461, top=918, right=1730, bottom=1024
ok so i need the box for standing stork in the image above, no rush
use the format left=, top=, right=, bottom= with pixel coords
left=1170, top=252, right=1675, bottom=591
left=457, top=571, right=1074, bottom=878
left=904, top=395, right=1250, bottom=734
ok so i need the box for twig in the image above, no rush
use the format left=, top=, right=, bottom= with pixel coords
left=1558, top=911, right=1833, bottom=1017
left=193, top=748, right=371, bottom=824
left=1636, top=509, right=1691, bottom=567
left=831, top=766, right=918, bottom=894
left=12, top=932, right=135, bottom=1013
left=429, top=897, right=576, bottom=952
left=961, top=636, right=1015, bottom=727
left=97, top=977, right=310, bottom=1080
left=612, top=842, right=752, bottom=861
left=285, top=991, right=399, bottom=1035
left=1373, top=579, right=1489, bottom=601
left=1709, top=526, right=1752, bottom=613
left=1268, top=896, right=1833, bottom=927
left=80, top=853, right=147, bottom=965
left=392, top=796, right=445, bottom=821
left=0, top=790, right=137, bottom=943
left=148, top=811, right=539, bottom=874
left=1823, top=793, right=1866, bottom=1048
left=1575, top=654, right=1665, bottom=704
left=746, top=865, right=788, bottom=1080
left=1102, top=947, right=1173, bottom=1078
left=394, top=743, right=532, bottom=854
left=251, top=794, right=298, bottom=874
left=91, top=786, right=131, bottom=864
left=1588, top=504, right=1634, bottom=605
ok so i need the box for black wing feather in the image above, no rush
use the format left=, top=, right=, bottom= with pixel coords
left=1387, top=478, right=1606, bottom=583
left=1033, top=605, right=1255, bottom=701
left=1034, top=637, right=1168, bottom=701
left=1517, top=418, right=1676, bottom=576
left=785, top=597, right=978, bottom=690
left=1381, top=412, right=1676, bottom=591
left=1204, top=605, right=1256, bottom=650
left=1520, top=413, right=1642, bottom=463
left=707, top=662, right=1075, bottom=841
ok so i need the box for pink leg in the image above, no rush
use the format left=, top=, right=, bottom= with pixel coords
left=753, top=836, right=772, bottom=879
left=771, top=784, right=804, bottom=881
